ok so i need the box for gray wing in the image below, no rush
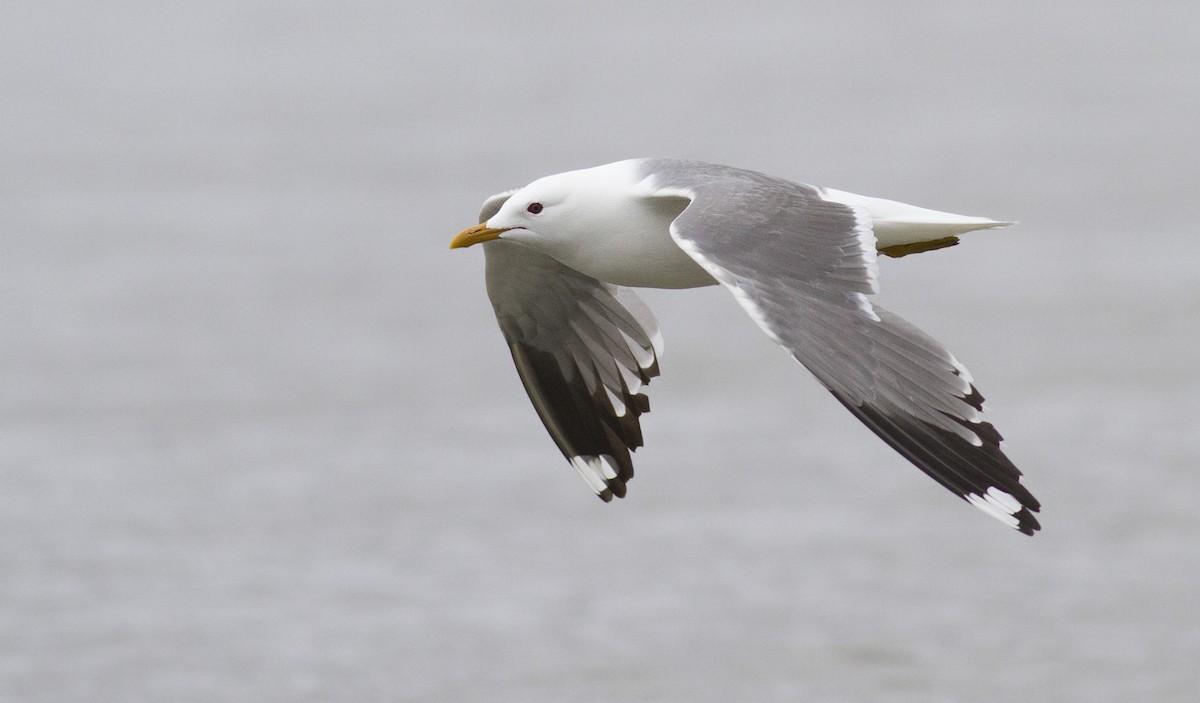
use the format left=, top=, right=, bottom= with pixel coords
left=642, top=160, right=1041, bottom=534
left=478, top=192, right=663, bottom=501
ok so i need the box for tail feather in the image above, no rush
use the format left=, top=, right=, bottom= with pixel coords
left=818, top=187, right=1013, bottom=254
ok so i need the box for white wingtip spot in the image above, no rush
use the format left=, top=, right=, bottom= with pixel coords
left=984, top=486, right=1023, bottom=513
left=965, top=488, right=1022, bottom=529
left=570, top=455, right=621, bottom=494
left=570, top=456, right=610, bottom=494
left=598, top=455, right=619, bottom=480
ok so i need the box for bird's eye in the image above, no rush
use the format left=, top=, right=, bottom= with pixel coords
left=526, top=202, right=543, bottom=214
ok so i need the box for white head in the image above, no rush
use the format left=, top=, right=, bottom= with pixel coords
left=449, top=160, right=645, bottom=255
left=450, top=159, right=701, bottom=288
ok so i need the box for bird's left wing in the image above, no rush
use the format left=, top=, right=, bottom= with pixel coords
left=477, top=192, right=663, bottom=501
left=639, top=161, right=1041, bottom=533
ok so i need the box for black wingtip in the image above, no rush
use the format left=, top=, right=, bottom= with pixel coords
left=831, top=390, right=1044, bottom=536
left=595, top=477, right=629, bottom=502
left=1014, top=509, right=1041, bottom=536
left=607, top=478, right=627, bottom=499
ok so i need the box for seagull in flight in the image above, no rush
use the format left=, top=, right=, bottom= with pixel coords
left=451, top=159, right=1041, bottom=534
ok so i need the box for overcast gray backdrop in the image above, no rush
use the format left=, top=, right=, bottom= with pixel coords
left=3, top=2, right=1199, bottom=701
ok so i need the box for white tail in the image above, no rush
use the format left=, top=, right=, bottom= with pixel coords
left=819, top=187, right=1012, bottom=256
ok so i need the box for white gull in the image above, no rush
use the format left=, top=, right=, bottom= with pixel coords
left=451, top=159, right=1041, bottom=535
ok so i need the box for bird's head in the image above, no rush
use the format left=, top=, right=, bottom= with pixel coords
left=449, top=161, right=654, bottom=258
left=449, top=160, right=693, bottom=286
left=449, top=172, right=583, bottom=252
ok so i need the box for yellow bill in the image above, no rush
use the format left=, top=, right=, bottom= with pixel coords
left=450, top=223, right=510, bottom=249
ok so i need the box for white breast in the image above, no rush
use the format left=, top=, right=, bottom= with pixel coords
left=536, top=162, right=716, bottom=290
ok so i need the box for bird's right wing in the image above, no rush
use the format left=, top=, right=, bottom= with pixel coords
left=478, top=192, right=663, bottom=501
left=639, top=160, right=1041, bottom=534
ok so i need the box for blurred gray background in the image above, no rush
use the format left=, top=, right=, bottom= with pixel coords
left=3, top=1, right=1199, bottom=701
